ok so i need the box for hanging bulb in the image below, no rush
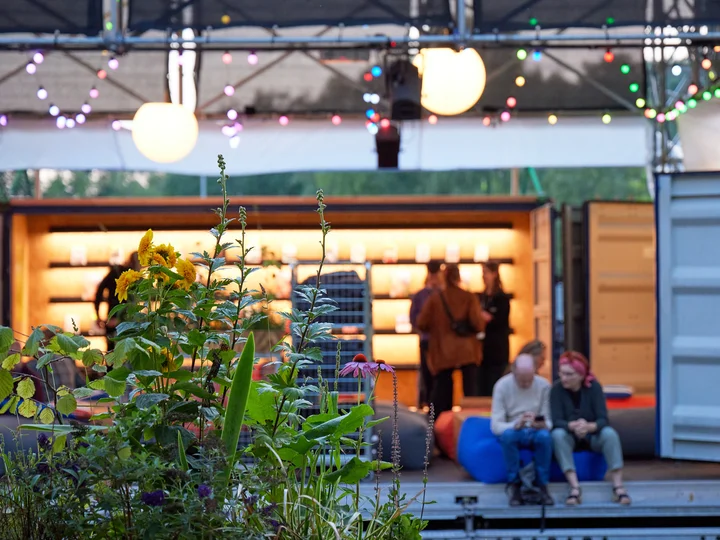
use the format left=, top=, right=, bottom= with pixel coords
left=371, top=65, right=382, bottom=77
left=75, top=113, right=86, bottom=124
left=0, top=114, right=7, bottom=127
left=515, top=76, right=526, bottom=87
left=26, top=62, right=37, bottom=74
left=548, top=114, right=558, bottom=125
left=97, top=69, right=107, bottom=79
left=227, top=108, right=238, bottom=121
left=89, top=86, right=99, bottom=99
left=66, top=118, right=76, bottom=129
left=506, top=96, right=517, bottom=108
left=37, top=86, right=48, bottom=100
left=380, top=118, right=391, bottom=129
left=331, top=114, right=342, bottom=125
left=221, top=125, right=236, bottom=137
left=224, top=84, right=235, bottom=96
left=33, top=51, right=44, bottom=64
left=532, top=49, right=542, bottom=61
left=56, top=116, right=67, bottom=129
left=604, top=49, right=614, bottom=63
left=702, top=58, right=712, bottom=70
left=48, top=104, right=60, bottom=116
left=500, top=111, right=511, bottom=122
left=482, top=116, right=491, bottom=126
left=108, top=57, right=119, bottom=70
left=428, top=114, right=438, bottom=125
left=688, top=83, right=699, bottom=95
left=278, top=115, right=289, bottom=126
left=601, top=113, right=612, bottom=124
left=671, top=65, right=682, bottom=76
left=222, top=51, right=233, bottom=65
left=81, top=102, right=92, bottom=114
left=516, top=49, right=528, bottom=60
left=247, top=51, right=258, bottom=65
left=366, top=122, right=379, bottom=135
left=635, top=98, right=646, bottom=108
left=370, top=93, right=380, bottom=105
left=111, top=120, right=122, bottom=131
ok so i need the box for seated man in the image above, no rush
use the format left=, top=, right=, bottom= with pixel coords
left=491, top=354, right=554, bottom=506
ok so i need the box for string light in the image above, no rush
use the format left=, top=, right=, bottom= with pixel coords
left=606, top=16, right=615, bottom=25
left=371, top=65, right=382, bottom=77
left=482, top=116, right=491, bottom=126
left=517, top=49, right=528, bottom=60
left=688, top=83, right=699, bottom=94
left=644, top=108, right=656, bottom=119
left=0, top=114, right=7, bottom=127
left=620, top=64, right=630, bottom=74
left=278, top=115, right=289, bottom=126
left=221, top=125, right=236, bottom=137
left=703, top=90, right=712, bottom=100
left=515, top=76, right=526, bottom=87
left=428, top=114, right=438, bottom=125
left=223, top=84, right=235, bottom=96
left=601, top=113, right=612, bottom=124
left=26, top=62, right=36, bottom=74
left=666, top=110, right=677, bottom=121
left=227, top=109, right=238, bottom=120
left=111, top=120, right=122, bottom=130
left=48, top=104, right=60, bottom=116
left=532, top=49, right=542, bottom=61
left=75, top=113, right=86, bottom=125
left=635, top=98, right=646, bottom=108
left=702, top=58, right=712, bottom=70
left=500, top=110, right=511, bottom=122
left=33, top=51, right=44, bottom=64
left=529, top=17, right=538, bottom=26
left=365, top=109, right=375, bottom=119
left=89, top=86, right=99, bottom=99
left=548, top=114, right=558, bottom=125
left=37, top=86, right=48, bottom=100
left=676, top=100, right=687, bottom=112
left=108, top=57, right=119, bottom=70
left=506, top=96, right=517, bottom=108
left=56, top=116, right=67, bottom=129
left=715, top=88, right=720, bottom=98
left=604, top=49, right=614, bottom=63
left=688, top=98, right=697, bottom=108
left=671, top=65, right=682, bottom=76
left=366, top=122, right=378, bottom=135
left=629, top=83, right=639, bottom=93
left=363, top=72, right=373, bottom=82
left=221, top=14, right=230, bottom=24
left=222, top=51, right=232, bottom=65
left=97, top=69, right=107, bottom=79
left=380, top=118, right=391, bottom=129
left=66, top=118, right=76, bottom=129
left=331, top=114, right=342, bottom=125
left=656, top=113, right=666, bottom=123
left=247, top=51, right=258, bottom=65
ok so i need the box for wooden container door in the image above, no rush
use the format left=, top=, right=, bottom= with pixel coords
left=531, top=204, right=555, bottom=380
left=585, top=201, right=655, bottom=393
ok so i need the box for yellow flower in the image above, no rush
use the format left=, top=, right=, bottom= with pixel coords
left=115, top=269, right=144, bottom=302
left=152, top=253, right=168, bottom=267
left=138, top=229, right=154, bottom=266
left=175, top=258, right=196, bottom=290
left=160, top=348, right=175, bottom=372
left=154, top=243, right=177, bottom=267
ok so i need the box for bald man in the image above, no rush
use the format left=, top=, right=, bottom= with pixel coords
left=491, top=353, right=553, bottom=506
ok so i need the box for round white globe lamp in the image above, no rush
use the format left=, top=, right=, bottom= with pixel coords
left=132, top=103, right=199, bottom=163
left=413, top=48, right=487, bottom=116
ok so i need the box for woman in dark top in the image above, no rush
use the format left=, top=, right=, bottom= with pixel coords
left=550, top=351, right=631, bottom=506
left=476, top=262, right=510, bottom=396
left=94, top=252, right=140, bottom=351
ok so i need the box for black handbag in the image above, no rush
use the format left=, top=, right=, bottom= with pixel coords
left=438, top=292, right=476, bottom=337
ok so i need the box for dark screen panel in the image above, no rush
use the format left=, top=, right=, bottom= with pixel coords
left=0, top=0, right=103, bottom=34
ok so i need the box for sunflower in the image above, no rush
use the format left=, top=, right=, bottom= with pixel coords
left=174, top=258, right=197, bottom=290
left=115, top=269, right=144, bottom=302
left=138, top=229, right=154, bottom=266
left=154, top=243, right=177, bottom=267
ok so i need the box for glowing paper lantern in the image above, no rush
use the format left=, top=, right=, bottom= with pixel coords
left=132, top=103, right=199, bottom=163
left=413, top=48, right=486, bottom=116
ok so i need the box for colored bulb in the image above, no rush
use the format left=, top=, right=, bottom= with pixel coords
left=688, top=83, right=698, bottom=95
left=247, top=52, right=258, bottom=65
left=548, top=114, right=558, bottom=125
left=644, top=108, right=656, bottom=119
left=529, top=17, right=538, bottom=26
left=363, top=72, right=373, bottom=82
left=428, top=114, right=438, bottom=125
left=656, top=113, right=665, bottom=123
left=715, top=88, right=720, bottom=98
left=227, top=108, right=238, bottom=120
left=229, top=135, right=240, bottom=149
left=26, top=62, right=36, bottom=74
left=278, top=115, right=289, bottom=126
left=370, top=93, right=380, bottom=105
left=371, top=66, right=382, bottom=77
left=500, top=111, right=511, bottom=122
left=636, top=98, right=646, bottom=108
left=224, top=84, right=235, bottom=96
left=56, top=116, right=67, bottom=129
left=604, top=50, right=614, bottom=63
left=629, top=82, right=639, bottom=93
left=221, top=14, right=230, bottom=24
left=75, top=113, right=86, bottom=124
left=601, top=113, right=612, bottom=124
left=365, top=109, right=375, bottom=119
left=702, top=58, right=712, bottom=70
left=108, top=57, right=119, bottom=70
left=37, top=86, right=48, bottom=100
left=111, top=120, right=122, bottom=130
left=331, top=114, right=342, bottom=125
left=688, top=98, right=697, bottom=108
left=506, top=96, right=517, bottom=108
left=66, top=118, right=76, bottom=129
left=606, top=17, right=615, bottom=24
left=482, top=116, right=491, bottom=126
left=89, top=87, right=99, bottom=99
left=366, top=122, right=378, bottom=135
left=221, top=125, right=236, bottom=137
left=97, top=69, right=107, bottom=79
left=517, top=49, right=528, bottom=60
left=620, top=64, right=630, bottom=74
left=703, top=91, right=712, bottom=100
left=363, top=93, right=372, bottom=103
left=33, top=51, right=44, bottom=64
left=671, top=65, right=682, bottom=76
left=222, top=51, right=232, bottom=64
left=515, top=76, right=526, bottom=87
left=48, top=104, right=60, bottom=116
left=0, top=114, right=7, bottom=127
left=532, top=49, right=542, bottom=61
left=380, top=118, right=391, bottom=129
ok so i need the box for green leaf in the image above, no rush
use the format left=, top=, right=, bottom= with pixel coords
left=18, top=399, right=37, bottom=418
left=53, top=434, right=67, bottom=453
left=21, top=327, right=44, bottom=357
left=16, top=378, right=35, bottom=400
left=82, top=348, right=104, bottom=367
left=133, top=370, right=163, bottom=378
left=36, top=353, right=56, bottom=370
left=0, top=369, right=13, bottom=401
left=366, top=417, right=389, bottom=429
left=172, top=382, right=214, bottom=400
left=72, top=387, right=96, bottom=400
left=39, top=407, right=55, bottom=424
left=103, top=377, right=126, bottom=398
left=19, top=424, right=105, bottom=434
left=56, top=394, right=77, bottom=416
left=55, top=334, right=81, bottom=355
left=88, top=379, right=105, bottom=391
left=177, top=430, right=188, bottom=472
left=165, top=369, right=192, bottom=382
left=0, top=327, right=14, bottom=355
left=135, top=393, right=169, bottom=410
left=1, top=353, right=21, bottom=370
left=323, top=456, right=374, bottom=483
left=117, top=446, right=131, bottom=460
left=221, top=332, right=255, bottom=482
left=187, top=329, right=207, bottom=349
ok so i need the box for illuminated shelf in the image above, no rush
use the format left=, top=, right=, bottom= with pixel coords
left=374, top=257, right=513, bottom=266
left=49, top=262, right=110, bottom=268
left=374, top=328, right=515, bottom=335
left=49, top=296, right=292, bottom=304
left=373, top=292, right=516, bottom=301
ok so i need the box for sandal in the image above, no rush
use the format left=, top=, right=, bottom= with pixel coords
left=613, top=486, right=632, bottom=505
left=565, top=486, right=582, bottom=506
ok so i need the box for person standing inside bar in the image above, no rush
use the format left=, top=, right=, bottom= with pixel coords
left=477, top=261, right=511, bottom=396
left=417, top=264, right=484, bottom=416
left=409, top=260, right=443, bottom=408
left=94, top=252, right=140, bottom=351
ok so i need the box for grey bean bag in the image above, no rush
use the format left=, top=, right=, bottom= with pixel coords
left=372, top=401, right=433, bottom=471
left=608, top=407, right=656, bottom=459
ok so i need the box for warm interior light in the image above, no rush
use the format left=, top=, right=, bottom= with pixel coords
left=131, top=103, right=199, bottom=163
left=413, top=48, right=486, bottom=116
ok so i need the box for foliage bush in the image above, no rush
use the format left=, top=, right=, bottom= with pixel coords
left=0, top=156, right=430, bottom=539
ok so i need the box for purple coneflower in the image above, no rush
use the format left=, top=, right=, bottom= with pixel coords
left=141, top=490, right=165, bottom=507
left=339, top=353, right=378, bottom=378
left=197, top=484, right=212, bottom=499
left=376, top=359, right=395, bottom=374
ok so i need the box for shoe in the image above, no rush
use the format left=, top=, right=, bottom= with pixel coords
left=538, top=485, right=554, bottom=506
left=507, top=482, right=523, bottom=506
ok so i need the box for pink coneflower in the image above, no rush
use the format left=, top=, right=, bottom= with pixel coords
left=376, top=359, right=395, bottom=374
left=339, top=353, right=378, bottom=378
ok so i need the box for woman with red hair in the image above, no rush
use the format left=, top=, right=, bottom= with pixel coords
left=550, top=351, right=631, bottom=506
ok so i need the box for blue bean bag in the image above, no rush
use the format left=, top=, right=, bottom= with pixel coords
left=457, top=416, right=607, bottom=484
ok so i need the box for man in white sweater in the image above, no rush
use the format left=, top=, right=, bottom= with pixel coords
left=491, top=354, right=553, bottom=506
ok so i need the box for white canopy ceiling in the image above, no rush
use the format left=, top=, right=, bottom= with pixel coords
left=0, top=116, right=650, bottom=175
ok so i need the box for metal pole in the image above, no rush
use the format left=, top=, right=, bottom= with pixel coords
left=456, top=0, right=467, bottom=43
left=3, top=31, right=720, bottom=49
left=199, top=175, right=207, bottom=198
left=510, top=168, right=519, bottom=195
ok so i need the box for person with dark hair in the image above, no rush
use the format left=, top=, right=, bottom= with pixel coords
left=94, top=252, right=140, bottom=351
left=477, top=261, right=511, bottom=396
left=417, top=264, right=484, bottom=416
left=409, top=260, right=443, bottom=408
left=518, top=340, right=547, bottom=373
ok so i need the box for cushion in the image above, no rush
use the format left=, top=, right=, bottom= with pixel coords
left=457, top=416, right=608, bottom=484
left=373, top=401, right=432, bottom=471
left=434, top=411, right=457, bottom=460
left=609, top=407, right=656, bottom=458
